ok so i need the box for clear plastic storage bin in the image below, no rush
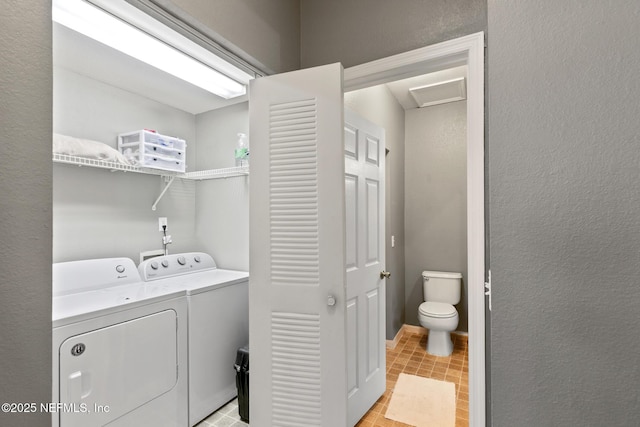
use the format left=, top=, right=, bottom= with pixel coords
left=118, top=130, right=186, bottom=173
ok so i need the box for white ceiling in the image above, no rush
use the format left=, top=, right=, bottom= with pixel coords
left=385, top=65, right=468, bottom=110
left=53, top=23, right=247, bottom=115
left=54, top=21, right=466, bottom=115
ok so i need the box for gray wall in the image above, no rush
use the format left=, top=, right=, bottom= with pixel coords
left=300, top=0, right=486, bottom=68
left=53, top=68, right=199, bottom=262
left=488, top=1, right=640, bottom=425
left=404, top=102, right=467, bottom=331
left=151, top=0, right=300, bottom=74
left=344, top=85, right=406, bottom=341
left=195, top=102, right=250, bottom=271
left=0, top=1, right=52, bottom=426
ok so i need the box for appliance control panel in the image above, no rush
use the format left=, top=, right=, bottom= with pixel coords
left=138, top=252, right=216, bottom=281
left=53, top=257, right=141, bottom=296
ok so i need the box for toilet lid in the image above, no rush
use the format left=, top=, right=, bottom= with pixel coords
left=419, top=301, right=456, bottom=318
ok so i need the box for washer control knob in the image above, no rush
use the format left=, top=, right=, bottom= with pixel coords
left=161, top=260, right=169, bottom=268
left=150, top=261, right=159, bottom=270
left=177, top=256, right=186, bottom=266
left=194, top=255, right=201, bottom=263
left=115, top=265, right=125, bottom=273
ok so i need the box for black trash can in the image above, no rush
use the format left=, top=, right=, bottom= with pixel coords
left=234, top=345, right=249, bottom=423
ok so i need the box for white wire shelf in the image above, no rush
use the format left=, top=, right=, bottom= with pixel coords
left=52, top=153, right=174, bottom=176
left=183, top=165, right=249, bottom=180
left=53, top=154, right=249, bottom=180
left=53, top=153, right=249, bottom=210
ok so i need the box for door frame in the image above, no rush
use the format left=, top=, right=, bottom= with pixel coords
left=343, top=32, right=486, bottom=427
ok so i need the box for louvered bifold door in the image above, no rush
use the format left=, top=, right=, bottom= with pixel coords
left=249, top=63, right=348, bottom=427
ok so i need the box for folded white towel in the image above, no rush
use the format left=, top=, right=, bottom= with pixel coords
left=53, top=133, right=131, bottom=165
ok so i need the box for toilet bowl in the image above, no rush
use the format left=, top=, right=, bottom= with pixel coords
left=418, top=301, right=459, bottom=356
left=419, top=270, right=462, bottom=356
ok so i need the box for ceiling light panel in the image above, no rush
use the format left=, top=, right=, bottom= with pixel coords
left=409, top=77, right=467, bottom=108
left=52, top=0, right=250, bottom=99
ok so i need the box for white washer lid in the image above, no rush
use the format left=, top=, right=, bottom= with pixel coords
left=419, top=301, right=457, bottom=318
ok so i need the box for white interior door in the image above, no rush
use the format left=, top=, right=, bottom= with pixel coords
left=249, top=63, right=348, bottom=426
left=344, top=109, right=386, bottom=426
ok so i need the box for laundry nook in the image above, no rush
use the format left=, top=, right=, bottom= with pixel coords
left=51, top=0, right=252, bottom=425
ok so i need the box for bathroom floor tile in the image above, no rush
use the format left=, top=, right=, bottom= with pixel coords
left=356, top=330, right=469, bottom=427
left=199, top=330, right=468, bottom=427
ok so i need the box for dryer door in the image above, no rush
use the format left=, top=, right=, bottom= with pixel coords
left=58, top=310, right=177, bottom=426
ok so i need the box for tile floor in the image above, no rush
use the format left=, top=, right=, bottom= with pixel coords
left=196, top=329, right=468, bottom=427
left=195, top=398, right=247, bottom=427
left=356, top=330, right=469, bottom=427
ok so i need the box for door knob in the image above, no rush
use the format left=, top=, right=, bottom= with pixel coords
left=380, top=271, right=391, bottom=279
left=327, top=295, right=337, bottom=306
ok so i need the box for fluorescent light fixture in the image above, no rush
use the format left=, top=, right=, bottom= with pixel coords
left=52, top=0, right=247, bottom=99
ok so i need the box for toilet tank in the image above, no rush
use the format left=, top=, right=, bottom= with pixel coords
left=422, top=270, right=462, bottom=304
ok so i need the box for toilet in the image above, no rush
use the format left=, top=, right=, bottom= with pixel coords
left=418, top=270, right=461, bottom=356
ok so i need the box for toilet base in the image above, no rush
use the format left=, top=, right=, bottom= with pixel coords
left=426, top=330, right=453, bottom=357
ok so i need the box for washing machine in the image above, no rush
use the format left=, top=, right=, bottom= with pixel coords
left=52, top=257, right=188, bottom=427
left=137, top=252, right=249, bottom=426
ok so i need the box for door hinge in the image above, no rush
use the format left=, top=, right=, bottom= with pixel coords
left=484, top=270, right=492, bottom=311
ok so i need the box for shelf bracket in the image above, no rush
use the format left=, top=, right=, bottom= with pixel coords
left=152, top=175, right=176, bottom=211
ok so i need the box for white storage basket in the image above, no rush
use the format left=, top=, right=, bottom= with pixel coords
left=118, top=130, right=186, bottom=173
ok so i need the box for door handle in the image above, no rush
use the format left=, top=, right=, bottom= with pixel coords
left=327, top=295, right=337, bottom=306
left=380, top=271, right=391, bottom=279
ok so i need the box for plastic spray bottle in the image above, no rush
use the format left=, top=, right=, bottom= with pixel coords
left=235, top=133, right=249, bottom=167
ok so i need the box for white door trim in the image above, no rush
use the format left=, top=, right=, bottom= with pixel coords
left=344, top=32, right=486, bottom=427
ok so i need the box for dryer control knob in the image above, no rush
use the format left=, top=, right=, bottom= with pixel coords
left=177, top=256, right=186, bottom=265
left=150, top=261, right=159, bottom=270
left=161, top=260, right=169, bottom=268
left=115, top=265, right=125, bottom=273
left=194, top=255, right=201, bottom=263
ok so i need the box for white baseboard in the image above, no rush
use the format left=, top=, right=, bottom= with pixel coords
left=385, top=327, right=404, bottom=349
left=386, top=324, right=426, bottom=349
left=402, top=324, right=427, bottom=336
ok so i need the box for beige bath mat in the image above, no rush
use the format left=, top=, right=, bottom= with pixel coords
left=385, top=373, right=456, bottom=427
